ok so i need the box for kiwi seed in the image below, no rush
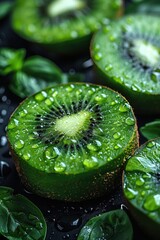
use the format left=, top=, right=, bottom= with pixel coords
left=91, top=15, right=160, bottom=115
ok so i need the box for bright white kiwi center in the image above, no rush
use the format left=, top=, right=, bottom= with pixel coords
left=54, top=110, right=91, bottom=137
left=132, top=39, right=160, bottom=67
left=47, top=0, right=86, bottom=17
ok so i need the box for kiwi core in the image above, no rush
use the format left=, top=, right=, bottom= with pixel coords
left=48, top=0, right=86, bottom=17
left=132, top=39, right=160, bottom=67
left=54, top=110, right=91, bottom=137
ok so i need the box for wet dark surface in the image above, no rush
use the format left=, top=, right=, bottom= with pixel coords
left=0, top=1, right=156, bottom=239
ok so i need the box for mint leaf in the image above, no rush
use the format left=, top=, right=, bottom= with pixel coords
left=0, top=186, right=47, bottom=240
left=0, top=2, right=13, bottom=20
left=140, top=119, right=160, bottom=140
left=0, top=48, right=26, bottom=75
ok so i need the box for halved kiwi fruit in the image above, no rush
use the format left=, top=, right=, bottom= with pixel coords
left=7, top=83, right=138, bottom=201
left=91, top=15, right=160, bottom=115
left=12, top=0, right=123, bottom=54
left=123, top=138, right=160, bottom=239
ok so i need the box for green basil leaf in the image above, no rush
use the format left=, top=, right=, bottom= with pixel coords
left=125, top=0, right=160, bottom=15
left=0, top=2, right=13, bottom=20
left=0, top=48, right=26, bottom=75
left=140, top=119, right=160, bottom=140
left=0, top=186, right=47, bottom=240
left=77, top=209, right=133, bottom=240
left=9, top=56, right=85, bottom=98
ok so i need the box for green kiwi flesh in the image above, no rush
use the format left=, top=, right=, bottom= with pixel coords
left=123, top=138, right=160, bottom=239
left=7, top=83, right=138, bottom=201
left=91, top=15, right=160, bottom=115
left=12, top=0, right=123, bottom=54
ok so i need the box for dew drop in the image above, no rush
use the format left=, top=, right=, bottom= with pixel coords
left=125, top=188, right=138, bottom=199
left=119, top=103, right=130, bottom=113
left=136, top=177, right=145, bottom=186
left=151, top=71, right=160, bottom=82
left=23, top=153, right=31, bottom=160
left=143, top=194, right=160, bottom=211
left=19, top=109, right=28, bottom=117
left=32, top=144, right=39, bottom=149
left=83, top=157, right=98, bottom=168
left=0, top=161, right=11, bottom=178
left=87, top=143, right=98, bottom=152
left=94, top=52, right=102, bottom=61
left=55, top=215, right=82, bottom=232
left=147, top=141, right=155, bottom=148
left=105, top=64, right=113, bottom=72
left=14, top=140, right=24, bottom=149
left=35, top=91, right=47, bottom=101
left=95, top=96, right=103, bottom=102
left=114, top=144, right=122, bottom=150
left=113, top=132, right=121, bottom=139
left=45, top=147, right=58, bottom=159
left=125, top=117, right=135, bottom=126
left=54, top=162, right=66, bottom=172
left=45, top=98, right=52, bottom=106
left=7, top=119, right=19, bottom=129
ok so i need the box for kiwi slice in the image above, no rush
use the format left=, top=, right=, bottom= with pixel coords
left=91, top=15, right=160, bottom=115
left=7, top=83, right=138, bottom=201
left=123, top=138, right=160, bottom=239
left=12, top=0, right=123, bottom=54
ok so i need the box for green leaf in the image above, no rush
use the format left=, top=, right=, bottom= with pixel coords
left=0, top=186, right=47, bottom=240
left=0, top=2, right=13, bottom=20
left=9, top=55, right=85, bottom=98
left=77, top=209, right=133, bottom=240
left=140, top=119, right=160, bottom=140
left=0, top=48, right=26, bottom=75
left=125, top=0, right=160, bottom=15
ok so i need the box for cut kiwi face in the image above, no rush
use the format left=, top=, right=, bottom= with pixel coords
left=91, top=15, right=160, bottom=115
left=123, top=138, right=160, bottom=239
left=12, top=0, right=123, bottom=54
left=7, top=83, right=138, bottom=201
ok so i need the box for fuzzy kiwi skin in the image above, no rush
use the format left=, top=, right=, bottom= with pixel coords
left=12, top=0, right=124, bottom=55
left=8, top=120, right=139, bottom=202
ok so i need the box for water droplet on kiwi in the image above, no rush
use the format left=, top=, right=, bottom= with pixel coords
left=105, top=64, right=113, bottom=72
left=125, top=188, right=138, bottom=199
left=147, top=141, right=155, bottom=148
left=7, top=119, right=19, bottom=129
left=45, top=98, right=53, bottom=106
left=136, top=177, right=145, bottom=186
left=32, top=144, right=39, bottom=149
left=35, top=91, right=47, bottom=101
left=151, top=71, right=160, bottom=82
left=45, top=147, right=58, bottom=159
left=0, top=161, right=11, bottom=178
left=95, top=96, right=103, bottom=102
left=143, top=194, right=160, bottom=211
left=119, top=103, right=130, bottom=112
left=23, top=153, right=31, bottom=160
left=114, top=144, right=122, bottom=150
left=19, top=109, right=28, bottom=117
left=125, top=117, right=135, bottom=126
left=141, top=191, right=146, bottom=196
left=113, top=132, right=121, bottom=139
left=14, top=140, right=24, bottom=149
left=94, top=52, right=102, bottom=61
left=87, top=143, right=98, bottom=152
left=83, top=157, right=98, bottom=168
left=54, top=162, right=66, bottom=172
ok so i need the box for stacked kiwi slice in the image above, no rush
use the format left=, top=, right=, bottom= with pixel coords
left=12, top=0, right=123, bottom=54
left=123, top=138, right=160, bottom=239
left=91, top=15, right=160, bottom=115
left=7, top=83, right=138, bottom=201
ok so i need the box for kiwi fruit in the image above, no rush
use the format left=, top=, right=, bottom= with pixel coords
left=91, top=15, right=160, bottom=115
left=123, top=138, right=160, bottom=239
left=7, top=83, right=138, bottom=201
left=12, top=0, right=123, bottom=54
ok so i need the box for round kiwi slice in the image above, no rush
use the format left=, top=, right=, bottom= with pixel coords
left=12, top=0, right=123, bottom=54
left=123, top=138, right=160, bottom=239
left=91, top=15, right=160, bottom=115
left=7, top=83, right=138, bottom=201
